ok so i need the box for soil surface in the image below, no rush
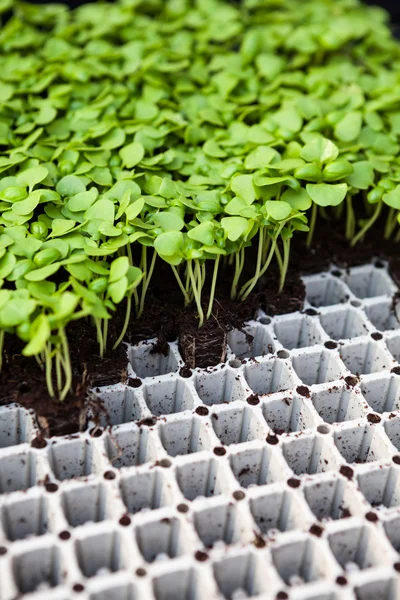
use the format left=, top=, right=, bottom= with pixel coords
left=1, top=223, right=399, bottom=437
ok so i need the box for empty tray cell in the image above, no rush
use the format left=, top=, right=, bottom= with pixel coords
left=292, top=349, right=346, bottom=386
left=144, top=378, right=195, bottom=417
left=357, top=466, right=400, bottom=510
left=120, top=470, right=173, bottom=514
left=303, top=477, right=361, bottom=521
left=271, top=536, right=332, bottom=586
left=136, top=515, right=186, bottom=562
left=195, top=368, right=246, bottom=406
left=360, top=373, right=400, bottom=414
left=384, top=415, right=400, bottom=452
left=0, top=406, right=32, bottom=448
left=384, top=513, right=400, bottom=552
left=355, top=577, right=400, bottom=600
left=76, top=528, right=124, bottom=578
left=274, top=314, right=323, bottom=350
left=213, top=551, right=266, bottom=599
left=0, top=449, right=37, bottom=493
left=244, top=357, right=294, bottom=396
left=319, top=306, right=370, bottom=341
left=48, top=438, right=99, bottom=481
left=176, top=457, right=226, bottom=501
left=95, top=385, right=145, bottom=427
left=385, top=331, right=400, bottom=362
left=193, top=499, right=245, bottom=548
left=262, top=394, right=316, bottom=434
left=366, top=299, right=400, bottom=333
left=328, top=524, right=389, bottom=571
left=153, top=567, right=203, bottom=600
left=334, top=424, right=391, bottom=464
left=89, top=580, right=137, bottom=600
left=250, top=488, right=307, bottom=535
left=106, top=425, right=158, bottom=468
left=211, top=405, right=265, bottom=446
left=304, top=274, right=349, bottom=307
left=311, top=384, right=366, bottom=424
left=230, top=445, right=286, bottom=488
left=159, top=415, right=212, bottom=457
left=12, top=544, right=63, bottom=594
left=282, top=435, right=339, bottom=476
left=345, top=264, right=395, bottom=299
left=2, top=492, right=49, bottom=541
left=228, top=323, right=275, bottom=359
left=61, top=481, right=110, bottom=527
left=339, top=340, right=392, bottom=375
left=128, top=340, right=178, bottom=378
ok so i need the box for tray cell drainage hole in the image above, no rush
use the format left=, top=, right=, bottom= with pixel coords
left=271, top=537, right=331, bottom=586
left=357, top=466, right=400, bottom=511
left=48, top=439, right=99, bottom=481
left=136, top=516, right=186, bottom=563
left=143, top=378, right=195, bottom=417
left=195, top=368, right=246, bottom=406
left=2, top=493, right=49, bottom=541
left=230, top=445, right=285, bottom=488
left=213, top=552, right=266, bottom=599
left=304, top=274, right=349, bottom=308
left=12, top=544, right=63, bottom=594
left=282, top=435, right=339, bottom=476
left=292, top=349, right=346, bottom=386
left=319, top=306, right=370, bottom=341
left=334, top=425, right=390, bottom=464
left=262, top=395, right=316, bottom=434
left=345, top=264, right=395, bottom=300
left=244, top=357, right=294, bottom=397
left=128, top=340, right=179, bottom=379
left=212, top=405, right=264, bottom=446
left=153, top=567, right=201, bottom=600
left=311, top=384, right=366, bottom=424
left=361, top=373, right=400, bottom=414
left=328, top=524, right=387, bottom=571
left=339, top=340, right=392, bottom=375
left=61, top=482, right=109, bottom=528
left=120, top=469, right=172, bottom=515
left=274, top=314, right=323, bottom=350
left=366, top=298, right=400, bottom=333
left=303, top=477, right=358, bottom=521
left=194, top=500, right=244, bottom=548
left=105, top=426, right=157, bottom=469
left=228, top=324, right=276, bottom=359
left=88, top=581, right=137, bottom=600
left=0, top=406, right=32, bottom=448
left=176, top=457, right=226, bottom=501
left=250, top=489, right=307, bottom=535
left=76, top=529, right=124, bottom=578
left=159, top=416, right=211, bottom=457
left=0, top=450, right=38, bottom=494
left=96, top=386, right=145, bottom=427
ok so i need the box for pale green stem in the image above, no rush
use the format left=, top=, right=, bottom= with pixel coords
left=279, top=235, right=291, bottom=293
left=45, top=344, right=55, bottom=398
left=207, top=255, right=220, bottom=319
left=385, top=207, right=396, bottom=239
left=230, top=247, right=244, bottom=300
left=55, top=350, right=62, bottom=395
left=95, top=318, right=104, bottom=358
left=171, top=265, right=191, bottom=305
left=138, top=250, right=157, bottom=318
left=59, top=329, right=72, bottom=401
left=113, top=295, right=132, bottom=350
left=351, top=201, right=382, bottom=247
left=102, top=318, right=108, bottom=354
left=306, top=203, right=317, bottom=247
left=346, top=195, right=355, bottom=240
left=188, top=260, right=204, bottom=327
left=0, top=329, right=4, bottom=371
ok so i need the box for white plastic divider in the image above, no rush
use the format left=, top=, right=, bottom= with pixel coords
left=2, top=260, right=400, bottom=599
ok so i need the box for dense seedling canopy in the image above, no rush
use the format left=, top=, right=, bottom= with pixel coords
left=0, top=0, right=400, bottom=398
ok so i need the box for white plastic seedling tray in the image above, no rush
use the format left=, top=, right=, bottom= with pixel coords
left=2, top=262, right=400, bottom=599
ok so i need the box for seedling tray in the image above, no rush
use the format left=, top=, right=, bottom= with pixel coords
left=1, top=261, right=400, bottom=599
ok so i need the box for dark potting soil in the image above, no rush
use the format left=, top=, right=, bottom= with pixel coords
left=1, top=225, right=399, bottom=437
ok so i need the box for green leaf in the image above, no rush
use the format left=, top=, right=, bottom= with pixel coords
left=101, top=127, right=126, bottom=150
left=335, top=111, right=363, bottom=142
left=300, top=136, right=339, bottom=164
left=306, top=183, right=348, bottom=207
left=244, top=146, right=279, bottom=170
left=221, top=217, right=248, bottom=241
left=67, top=188, right=98, bottom=212
left=109, top=256, right=129, bottom=283
left=0, top=298, right=36, bottom=328
left=119, top=141, right=145, bottom=168
left=12, top=191, right=41, bottom=216
left=154, top=231, right=183, bottom=256
left=187, top=222, right=214, bottom=246
left=16, top=166, right=48, bottom=191
left=56, top=175, right=86, bottom=196
left=383, top=186, right=400, bottom=209
left=85, top=199, right=115, bottom=222
left=25, top=262, right=61, bottom=281
left=153, top=211, right=185, bottom=232
left=281, top=188, right=311, bottom=211
left=231, top=175, right=256, bottom=204
left=346, top=161, right=375, bottom=190
left=125, top=197, right=144, bottom=221
left=23, top=314, right=51, bottom=356
left=49, top=219, right=76, bottom=237
left=108, top=276, right=128, bottom=304
left=265, top=201, right=292, bottom=220
left=0, top=252, right=16, bottom=278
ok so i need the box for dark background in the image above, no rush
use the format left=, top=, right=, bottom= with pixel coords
left=24, top=0, right=400, bottom=22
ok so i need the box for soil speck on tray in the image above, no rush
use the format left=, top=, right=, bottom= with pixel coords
left=339, top=465, right=354, bottom=480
